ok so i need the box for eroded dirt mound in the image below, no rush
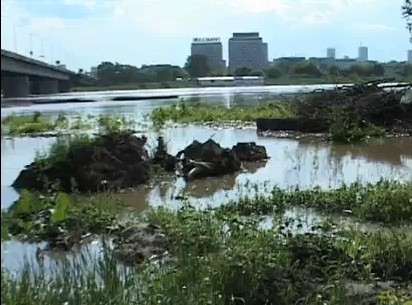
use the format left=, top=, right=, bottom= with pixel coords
left=177, top=139, right=269, bottom=180
left=232, top=142, right=268, bottom=161
left=178, top=139, right=241, bottom=180
left=113, top=223, right=167, bottom=265
left=13, top=132, right=151, bottom=192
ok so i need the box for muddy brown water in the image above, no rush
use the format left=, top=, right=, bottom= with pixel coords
left=1, top=86, right=412, bottom=273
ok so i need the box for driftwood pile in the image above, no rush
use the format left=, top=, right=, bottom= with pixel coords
left=296, top=80, right=412, bottom=132
left=257, top=80, right=412, bottom=133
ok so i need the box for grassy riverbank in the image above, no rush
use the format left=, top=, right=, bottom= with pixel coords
left=2, top=180, right=412, bottom=304
left=152, top=101, right=296, bottom=125
left=1, top=112, right=137, bottom=136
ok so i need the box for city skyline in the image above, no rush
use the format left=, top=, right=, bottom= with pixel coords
left=1, top=0, right=410, bottom=70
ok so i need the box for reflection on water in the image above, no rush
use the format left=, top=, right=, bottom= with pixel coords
left=2, top=127, right=411, bottom=210
left=1, top=84, right=337, bottom=118
left=1, top=238, right=108, bottom=274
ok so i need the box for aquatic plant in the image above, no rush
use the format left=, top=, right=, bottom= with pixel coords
left=2, top=203, right=411, bottom=304
left=219, top=180, right=412, bottom=224
left=329, top=121, right=386, bottom=143
left=1, top=112, right=55, bottom=135
left=3, top=190, right=121, bottom=244
left=151, top=101, right=296, bottom=125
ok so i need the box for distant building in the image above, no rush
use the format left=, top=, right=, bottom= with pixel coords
left=197, top=76, right=265, bottom=87
left=308, top=57, right=335, bottom=70
left=191, top=37, right=225, bottom=70
left=358, top=46, right=368, bottom=62
left=273, top=57, right=306, bottom=65
left=326, top=48, right=336, bottom=59
left=408, top=50, right=412, bottom=64
left=90, top=66, right=98, bottom=78
left=334, top=58, right=357, bottom=70
left=228, top=32, right=268, bottom=72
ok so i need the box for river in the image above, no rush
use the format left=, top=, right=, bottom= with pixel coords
left=1, top=85, right=412, bottom=273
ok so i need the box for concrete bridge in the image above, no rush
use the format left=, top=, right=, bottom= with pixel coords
left=1, top=49, right=76, bottom=97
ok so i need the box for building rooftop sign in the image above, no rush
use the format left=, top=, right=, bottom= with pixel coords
left=192, top=37, right=221, bottom=43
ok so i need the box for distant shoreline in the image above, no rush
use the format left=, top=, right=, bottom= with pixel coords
left=71, top=76, right=411, bottom=93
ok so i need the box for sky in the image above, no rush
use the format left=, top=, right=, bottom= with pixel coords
left=1, top=0, right=411, bottom=71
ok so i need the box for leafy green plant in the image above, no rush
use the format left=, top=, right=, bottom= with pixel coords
left=329, top=121, right=385, bottom=143
left=151, top=101, right=296, bottom=125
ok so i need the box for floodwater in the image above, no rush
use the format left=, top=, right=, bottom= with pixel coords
left=2, top=85, right=412, bottom=273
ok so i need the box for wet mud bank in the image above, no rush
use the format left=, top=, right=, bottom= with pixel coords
left=13, top=132, right=269, bottom=193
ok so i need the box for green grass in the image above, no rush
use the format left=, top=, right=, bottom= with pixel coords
left=2, top=203, right=412, bottom=305
left=2, top=190, right=122, bottom=243
left=2, top=112, right=137, bottom=136
left=2, top=181, right=411, bottom=304
left=151, top=101, right=296, bottom=125
left=219, top=180, right=412, bottom=224
left=1, top=112, right=56, bottom=135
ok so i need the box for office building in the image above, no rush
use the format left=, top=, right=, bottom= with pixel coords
left=191, top=37, right=225, bottom=70
left=358, top=46, right=368, bottom=62
left=408, top=50, right=412, bottom=64
left=228, top=32, right=268, bottom=72
left=273, top=57, right=306, bottom=65
left=326, top=48, right=336, bottom=59
left=90, top=66, right=98, bottom=78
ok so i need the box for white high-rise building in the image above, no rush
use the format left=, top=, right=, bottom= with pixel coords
left=358, top=46, right=368, bottom=62
left=326, top=48, right=336, bottom=59
left=228, top=32, right=268, bottom=72
left=191, top=38, right=225, bottom=70
left=408, top=50, right=412, bottom=64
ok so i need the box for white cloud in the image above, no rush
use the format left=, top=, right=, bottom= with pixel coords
left=302, top=10, right=335, bottom=24
left=232, top=0, right=292, bottom=14
left=358, top=23, right=398, bottom=31
left=63, top=0, right=96, bottom=9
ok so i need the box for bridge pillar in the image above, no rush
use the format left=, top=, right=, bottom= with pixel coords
left=59, top=80, right=70, bottom=93
left=38, top=79, right=59, bottom=94
left=2, top=76, right=30, bottom=97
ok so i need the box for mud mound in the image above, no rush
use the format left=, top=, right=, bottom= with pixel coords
left=113, top=223, right=167, bottom=265
left=232, top=142, right=268, bottom=161
left=177, top=140, right=268, bottom=180
left=13, top=132, right=151, bottom=192
left=178, top=139, right=241, bottom=180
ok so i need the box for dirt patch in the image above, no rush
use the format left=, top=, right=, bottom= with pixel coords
left=13, top=132, right=151, bottom=192
left=113, top=223, right=168, bottom=265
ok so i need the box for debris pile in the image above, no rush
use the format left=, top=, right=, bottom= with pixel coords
left=257, top=80, right=412, bottom=133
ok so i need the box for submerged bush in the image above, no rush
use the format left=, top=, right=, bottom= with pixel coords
left=329, top=121, right=385, bottom=143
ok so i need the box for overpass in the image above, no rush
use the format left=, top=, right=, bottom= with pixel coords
left=1, top=49, right=76, bottom=97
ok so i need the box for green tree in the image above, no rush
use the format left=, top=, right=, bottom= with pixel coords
left=328, top=65, right=340, bottom=77
left=371, top=63, right=385, bottom=76
left=184, top=55, right=210, bottom=77
left=250, top=70, right=265, bottom=77
left=264, top=66, right=283, bottom=79
left=234, top=66, right=253, bottom=76
left=292, top=61, right=322, bottom=77
left=403, top=0, right=412, bottom=41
